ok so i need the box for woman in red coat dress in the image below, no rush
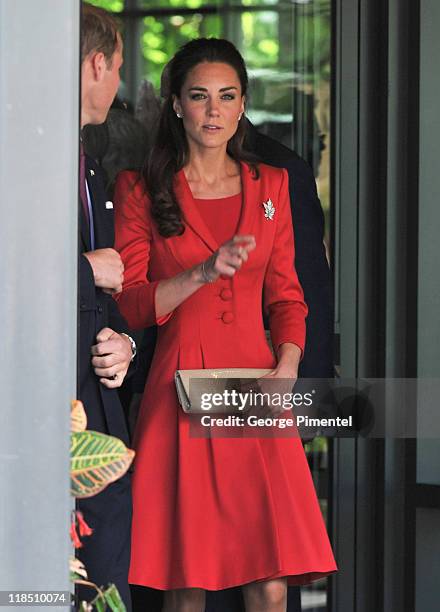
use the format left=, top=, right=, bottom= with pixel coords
left=114, top=38, right=336, bottom=612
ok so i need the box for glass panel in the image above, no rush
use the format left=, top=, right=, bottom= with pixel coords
left=416, top=508, right=440, bottom=612
left=129, top=1, right=330, bottom=209
left=417, top=440, right=440, bottom=486
left=416, top=0, right=440, bottom=485
left=417, top=0, right=440, bottom=375
left=86, top=0, right=331, bottom=220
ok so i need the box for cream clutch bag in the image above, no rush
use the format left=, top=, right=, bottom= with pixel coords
left=175, top=368, right=271, bottom=414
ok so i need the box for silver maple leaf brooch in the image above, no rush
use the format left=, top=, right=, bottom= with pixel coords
left=262, top=198, right=275, bottom=220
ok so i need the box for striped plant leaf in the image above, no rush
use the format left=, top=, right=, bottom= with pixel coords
left=71, top=400, right=87, bottom=432
left=103, top=584, right=127, bottom=612
left=71, top=431, right=135, bottom=498
left=88, top=584, right=126, bottom=612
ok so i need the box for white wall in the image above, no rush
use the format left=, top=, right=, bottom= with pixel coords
left=0, top=0, right=79, bottom=602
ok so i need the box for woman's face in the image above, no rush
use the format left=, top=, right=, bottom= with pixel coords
left=173, top=61, right=245, bottom=153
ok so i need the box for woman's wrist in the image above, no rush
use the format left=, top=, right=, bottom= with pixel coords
left=273, top=363, right=298, bottom=379
left=201, top=260, right=216, bottom=283
left=275, top=343, right=301, bottom=378
left=190, top=264, right=206, bottom=285
left=192, top=255, right=218, bottom=285
left=191, top=262, right=214, bottom=285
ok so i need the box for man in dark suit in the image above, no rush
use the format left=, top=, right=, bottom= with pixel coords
left=77, top=5, right=136, bottom=609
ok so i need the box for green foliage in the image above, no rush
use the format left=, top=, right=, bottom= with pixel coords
left=305, top=436, right=328, bottom=454
left=79, top=581, right=127, bottom=612
left=78, top=584, right=126, bottom=612
left=71, top=430, right=135, bottom=498
left=101, top=584, right=126, bottom=611
left=84, top=0, right=331, bottom=96
left=70, top=402, right=132, bottom=610
left=140, top=13, right=222, bottom=90
left=140, top=0, right=204, bottom=7
left=86, top=0, right=123, bottom=12
left=81, top=584, right=126, bottom=612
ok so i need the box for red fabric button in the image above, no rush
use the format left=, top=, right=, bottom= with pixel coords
left=220, top=288, right=233, bottom=301
left=221, top=311, right=234, bottom=324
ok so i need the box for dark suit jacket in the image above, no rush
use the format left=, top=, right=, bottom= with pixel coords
left=77, top=155, right=133, bottom=611
left=78, top=154, right=130, bottom=445
left=249, top=126, right=334, bottom=378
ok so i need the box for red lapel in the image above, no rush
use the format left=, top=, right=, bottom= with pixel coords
left=235, top=161, right=259, bottom=237
left=175, top=168, right=218, bottom=253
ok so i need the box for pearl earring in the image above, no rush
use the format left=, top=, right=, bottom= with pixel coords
left=176, top=112, right=182, bottom=119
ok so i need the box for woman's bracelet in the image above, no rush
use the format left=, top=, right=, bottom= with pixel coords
left=201, top=260, right=215, bottom=283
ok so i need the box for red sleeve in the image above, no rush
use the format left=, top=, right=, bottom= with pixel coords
left=263, top=168, right=308, bottom=355
left=113, top=171, right=172, bottom=330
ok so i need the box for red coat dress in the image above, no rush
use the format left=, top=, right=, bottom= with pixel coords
left=114, top=162, right=337, bottom=590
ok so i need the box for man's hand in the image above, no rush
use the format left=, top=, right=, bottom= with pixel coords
left=91, top=327, right=132, bottom=389
left=83, top=248, right=124, bottom=294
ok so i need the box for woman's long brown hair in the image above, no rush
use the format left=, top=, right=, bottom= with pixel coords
left=145, top=38, right=259, bottom=238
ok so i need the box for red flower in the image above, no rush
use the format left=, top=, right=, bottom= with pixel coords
left=76, top=511, right=93, bottom=537
left=70, top=521, right=82, bottom=549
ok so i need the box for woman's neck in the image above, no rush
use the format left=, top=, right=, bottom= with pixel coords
left=184, top=148, right=241, bottom=198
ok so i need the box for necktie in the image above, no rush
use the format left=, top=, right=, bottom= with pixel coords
left=79, top=145, right=95, bottom=249
left=79, top=145, right=89, bottom=225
